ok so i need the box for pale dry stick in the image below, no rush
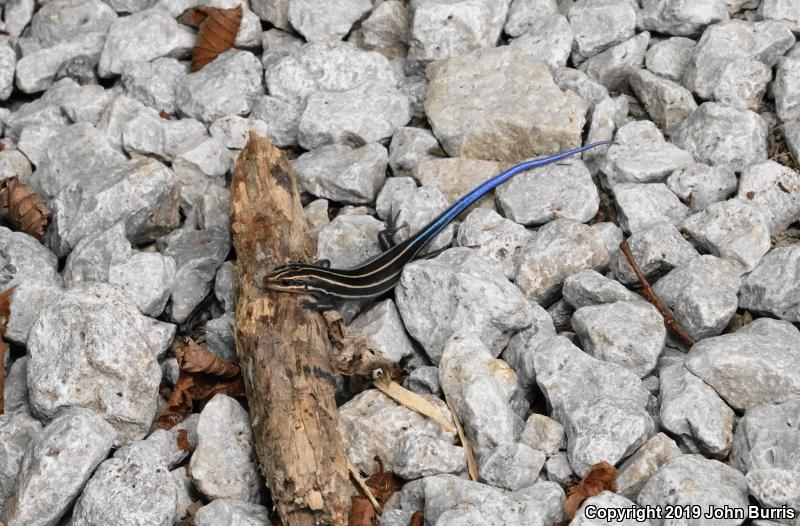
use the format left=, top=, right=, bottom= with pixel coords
left=373, top=370, right=455, bottom=433
left=619, top=239, right=695, bottom=348
left=347, top=460, right=382, bottom=515
left=444, top=393, right=479, bottom=482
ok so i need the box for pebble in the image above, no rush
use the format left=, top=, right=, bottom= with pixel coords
left=645, top=36, right=696, bottom=82
left=562, top=269, right=642, bottom=308
left=614, top=183, right=690, bottom=234
left=515, top=218, right=609, bottom=305
left=0, top=412, right=42, bottom=506
left=504, top=0, right=558, bottom=38
left=686, top=318, right=800, bottom=411
left=175, top=50, right=264, bottom=125
left=495, top=158, right=599, bottom=225
left=518, top=413, right=565, bottom=457
left=193, top=499, right=270, bottom=526
left=386, top=184, right=455, bottom=253
left=425, top=46, right=587, bottom=161
left=652, top=255, right=741, bottom=341
left=15, top=32, right=106, bottom=94
left=599, top=120, right=694, bottom=188
left=289, top=0, right=370, bottom=43
left=579, top=32, right=650, bottom=92
left=628, top=69, right=697, bottom=135
left=672, top=102, right=769, bottom=171
left=759, top=0, right=800, bottom=33
left=121, top=57, right=186, bottom=114
left=567, top=0, right=636, bottom=60
left=774, top=58, right=800, bottom=123
left=190, top=395, right=263, bottom=503
left=388, top=126, right=440, bottom=178
left=682, top=199, right=771, bottom=273
left=533, top=335, right=654, bottom=476
left=666, top=162, right=738, bottom=212
left=611, top=222, right=699, bottom=285
left=639, top=0, right=728, bottom=36
left=739, top=244, right=800, bottom=323
left=455, top=208, right=533, bottom=280
left=573, top=491, right=653, bottom=526
left=395, top=248, right=532, bottom=364
left=508, top=13, right=573, bottom=70
left=615, top=432, right=681, bottom=501
left=659, top=362, right=735, bottom=458
left=638, top=454, right=749, bottom=524
left=98, top=7, right=195, bottom=77
left=26, top=283, right=173, bottom=445
left=572, top=300, right=665, bottom=378
left=737, top=160, right=800, bottom=234
left=478, top=443, right=545, bottom=491
left=338, top=389, right=458, bottom=476
left=0, top=409, right=116, bottom=526
left=730, top=397, right=800, bottom=473
left=348, top=299, right=416, bottom=364
left=415, top=157, right=505, bottom=213
left=359, top=0, right=410, bottom=59
left=713, top=58, right=772, bottom=111
left=293, top=143, right=388, bottom=205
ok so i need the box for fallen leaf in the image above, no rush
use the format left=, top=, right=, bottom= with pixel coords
left=156, top=370, right=245, bottom=429
left=173, top=337, right=240, bottom=378
left=348, top=496, right=376, bottom=526
left=0, top=340, right=7, bottom=415
left=0, top=177, right=51, bottom=241
left=364, top=457, right=402, bottom=508
left=408, top=511, right=424, bottom=526
left=564, top=460, right=618, bottom=519
left=159, top=109, right=174, bottom=120
left=179, top=5, right=242, bottom=72
left=176, top=428, right=195, bottom=453
left=0, top=288, right=11, bottom=416
left=445, top=392, right=478, bottom=482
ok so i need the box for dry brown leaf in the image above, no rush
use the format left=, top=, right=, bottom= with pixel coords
left=408, top=511, right=424, bottom=526
left=348, top=459, right=382, bottom=516
left=0, top=142, right=5, bottom=151
left=0, top=288, right=11, bottom=416
left=564, top=460, right=618, bottom=519
left=156, top=371, right=245, bottom=429
left=176, top=428, right=195, bottom=453
left=179, top=5, right=242, bottom=72
left=173, top=337, right=240, bottom=378
left=373, top=372, right=454, bottom=433
left=348, top=496, right=376, bottom=526
left=0, top=177, right=51, bottom=241
left=0, top=340, right=7, bottom=416
left=364, top=457, right=402, bottom=508
left=159, top=109, right=174, bottom=120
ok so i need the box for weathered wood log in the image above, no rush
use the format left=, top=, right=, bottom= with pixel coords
left=230, top=133, right=350, bottom=526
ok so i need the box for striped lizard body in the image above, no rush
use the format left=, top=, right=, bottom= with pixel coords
left=264, top=141, right=611, bottom=310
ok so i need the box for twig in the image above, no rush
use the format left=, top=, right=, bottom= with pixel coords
left=619, top=239, right=695, bottom=347
left=347, top=459, right=382, bottom=515
left=444, top=393, right=478, bottom=482
left=373, top=370, right=454, bottom=433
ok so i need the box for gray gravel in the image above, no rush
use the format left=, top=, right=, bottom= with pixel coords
left=2, top=1, right=800, bottom=523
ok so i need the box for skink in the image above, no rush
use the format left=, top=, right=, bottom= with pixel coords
left=264, top=141, right=611, bottom=310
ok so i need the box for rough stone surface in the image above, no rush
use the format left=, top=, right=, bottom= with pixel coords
left=739, top=245, right=800, bottom=322
left=713, top=59, right=772, bottom=111
left=456, top=208, right=533, bottom=280
left=730, top=397, right=800, bottom=473
left=682, top=199, right=771, bottom=273
left=495, top=158, right=598, bottom=225
left=407, top=0, right=511, bottom=66
left=659, top=362, right=735, bottom=458
left=611, top=222, right=699, bottom=285
left=504, top=0, right=558, bottom=37
left=479, top=443, right=545, bottom=491
left=293, top=143, right=388, bottom=205
left=508, top=13, right=573, bottom=70
left=774, top=58, right=800, bottom=123
left=348, top=299, right=416, bottom=364
left=579, top=33, right=650, bottom=92
left=175, top=50, right=263, bottom=125
left=615, top=433, right=682, bottom=501
left=190, top=395, right=262, bottom=503
left=686, top=318, right=800, bottom=411
left=288, top=0, right=370, bottom=43
left=599, top=120, right=694, bottom=188
left=638, top=455, right=749, bottom=524
left=666, top=162, right=738, bottom=212
left=568, top=0, right=636, bottom=60
left=683, top=20, right=795, bottom=100
left=0, top=412, right=42, bottom=508
left=315, top=214, right=384, bottom=270
left=572, top=491, right=652, bottom=526
left=759, top=0, right=800, bottom=33
left=672, top=102, right=768, bottom=171
left=121, top=57, right=186, bottom=114
left=388, top=126, right=440, bottom=178
left=338, top=389, right=458, bottom=476
left=193, top=499, right=270, bottom=526
left=385, top=184, right=455, bottom=253
left=737, top=160, right=800, bottom=234
left=519, top=413, right=565, bottom=457
left=652, top=255, right=741, bottom=341
left=645, top=36, right=696, bottom=82
left=615, top=183, right=690, bottom=235
left=121, top=108, right=208, bottom=162
left=515, top=218, right=609, bottom=305
left=562, top=269, right=642, bottom=309
left=425, top=46, right=587, bottom=162
left=629, top=69, right=697, bottom=135
left=572, top=301, right=665, bottom=378
left=48, top=158, right=180, bottom=257
left=26, top=283, right=173, bottom=445
left=639, top=0, right=728, bottom=37
left=396, top=248, right=532, bottom=364
left=30, top=0, right=117, bottom=48
left=0, top=409, right=116, bottom=526
left=98, top=7, right=195, bottom=77
left=414, top=157, right=505, bottom=213
left=15, top=33, right=106, bottom=94
left=533, top=335, right=654, bottom=476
